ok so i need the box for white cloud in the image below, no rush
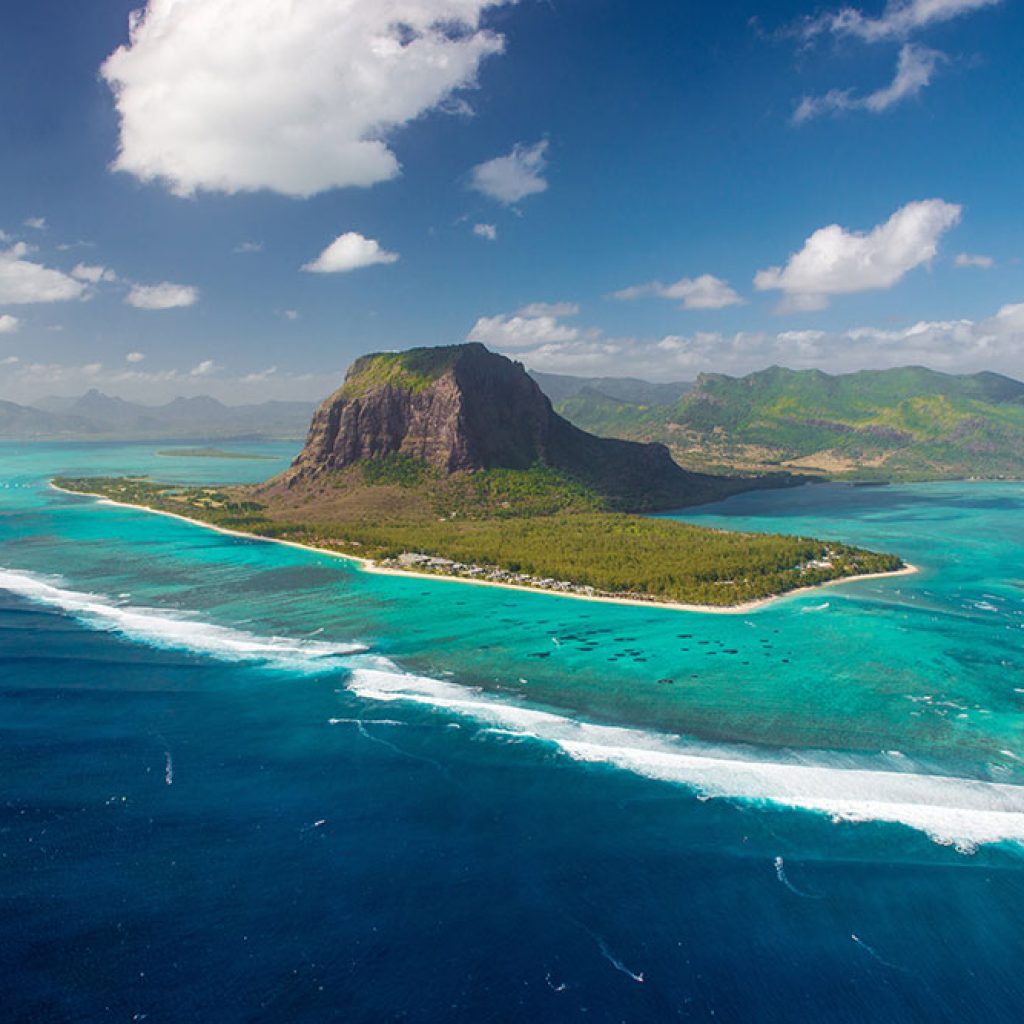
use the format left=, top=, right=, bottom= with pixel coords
left=470, top=139, right=549, bottom=204
left=468, top=311, right=582, bottom=349
left=804, top=0, right=1002, bottom=42
left=473, top=223, right=498, bottom=241
left=125, top=282, right=199, bottom=310
left=242, top=366, right=278, bottom=383
left=234, top=241, right=264, bottom=254
left=71, top=263, right=118, bottom=284
left=612, top=273, right=745, bottom=310
left=190, top=359, right=219, bottom=377
left=517, top=301, right=579, bottom=317
left=101, top=0, right=513, bottom=198
left=126, top=351, right=146, bottom=363
left=302, top=232, right=399, bottom=273
left=754, top=199, right=961, bottom=311
left=0, top=356, right=18, bottom=365
left=955, top=252, right=994, bottom=268
left=0, top=243, right=88, bottom=304
left=23, top=216, right=47, bottom=231
left=284, top=309, right=300, bottom=321
left=794, top=44, right=942, bottom=123
left=0, top=314, right=20, bottom=334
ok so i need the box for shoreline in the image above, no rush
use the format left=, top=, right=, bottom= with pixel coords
left=50, top=483, right=918, bottom=615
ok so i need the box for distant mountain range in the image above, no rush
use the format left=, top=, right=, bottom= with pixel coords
left=534, top=365, right=1024, bottom=481
left=0, top=389, right=316, bottom=440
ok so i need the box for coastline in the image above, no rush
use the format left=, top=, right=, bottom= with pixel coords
left=50, top=483, right=918, bottom=615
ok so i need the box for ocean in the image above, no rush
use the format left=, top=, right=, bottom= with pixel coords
left=1, top=441, right=1022, bottom=1022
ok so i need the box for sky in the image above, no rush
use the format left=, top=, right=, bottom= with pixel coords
left=1, top=0, right=1022, bottom=404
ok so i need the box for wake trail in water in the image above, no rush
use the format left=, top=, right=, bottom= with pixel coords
left=593, top=934, right=645, bottom=983
left=0, top=567, right=365, bottom=672
left=354, top=720, right=450, bottom=779
left=851, top=934, right=909, bottom=972
left=773, top=856, right=821, bottom=898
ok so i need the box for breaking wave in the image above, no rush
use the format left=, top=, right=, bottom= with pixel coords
left=0, top=568, right=365, bottom=671
left=348, top=658, right=1024, bottom=853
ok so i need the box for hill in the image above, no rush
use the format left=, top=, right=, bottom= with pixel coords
left=541, top=365, right=1024, bottom=480
left=0, top=390, right=316, bottom=440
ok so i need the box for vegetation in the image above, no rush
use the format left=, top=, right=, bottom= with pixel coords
left=339, top=345, right=468, bottom=399
left=54, top=474, right=903, bottom=608
left=547, top=365, right=1024, bottom=481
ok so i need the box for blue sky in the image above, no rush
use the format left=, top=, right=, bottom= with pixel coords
left=1, top=0, right=1022, bottom=402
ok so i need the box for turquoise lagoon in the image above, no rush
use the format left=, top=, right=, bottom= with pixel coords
left=1, top=441, right=1023, bottom=1022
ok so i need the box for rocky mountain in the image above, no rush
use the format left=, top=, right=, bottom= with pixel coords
left=1, top=390, right=317, bottom=440
left=545, top=364, right=1024, bottom=481
left=279, top=343, right=783, bottom=511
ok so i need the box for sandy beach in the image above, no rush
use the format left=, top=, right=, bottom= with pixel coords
left=51, top=483, right=918, bottom=615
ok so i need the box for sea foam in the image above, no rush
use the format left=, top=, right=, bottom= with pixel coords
left=348, top=658, right=1024, bottom=852
left=0, top=568, right=365, bottom=671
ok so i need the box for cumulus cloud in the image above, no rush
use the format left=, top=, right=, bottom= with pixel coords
left=283, top=309, right=300, bottom=321
left=125, top=282, right=199, bottom=310
left=754, top=199, right=961, bottom=311
left=468, top=308, right=583, bottom=348
left=100, top=0, right=513, bottom=198
left=612, top=273, right=744, bottom=310
left=0, top=314, right=20, bottom=334
left=803, top=0, right=1002, bottom=42
left=71, top=263, right=118, bottom=284
left=0, top=243, right=88, bottom=304
left=793, top=44, right=942, bottom=123
left=126, top=351, right=146, bottom=363
left=302, top=232, right=399, bottom=274
left=955, top=252, right=994, bottom=268
left=473, top=223, right=498, bottom=241
left=23, top=216, right=47, bottom=231
left=470, top=139, right=549, bottom=204
left=190, top=359, right=219, bottom=377
left=234, top=241, right=264, bottom=254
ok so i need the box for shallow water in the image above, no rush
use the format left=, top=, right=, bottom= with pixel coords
left=1, top=442, right=1022, bottom=1021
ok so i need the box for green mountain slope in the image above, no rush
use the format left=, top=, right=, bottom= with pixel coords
left=543, top=365, right=1024, bottom=481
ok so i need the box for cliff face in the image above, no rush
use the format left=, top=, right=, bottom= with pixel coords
left=280, top=343, right=762, bottom=510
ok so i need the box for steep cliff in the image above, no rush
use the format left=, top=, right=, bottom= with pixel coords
left=277, top=343, right=773, bottom=511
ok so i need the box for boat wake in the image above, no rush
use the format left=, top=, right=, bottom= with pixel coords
left=0, top=568, right=366, bottom=671
left=347, top=657, right=1024, bottom=853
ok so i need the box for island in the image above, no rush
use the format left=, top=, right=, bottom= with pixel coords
left=156, top=447, right=276, bottom=460
left=54, top=343, right=906, bottom=610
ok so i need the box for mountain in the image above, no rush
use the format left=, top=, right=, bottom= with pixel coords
left=529, top=370, right=692, bottom=407
left=6, top=391, right=317, bottom=440
left=0, top=400, right=95, bottom=439
left=277, top=343, right=785, bottom=511
left=546, top=365, right=1024, bottom=481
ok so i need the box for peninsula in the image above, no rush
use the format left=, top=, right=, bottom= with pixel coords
left=55, top=343, right=905, bottom=609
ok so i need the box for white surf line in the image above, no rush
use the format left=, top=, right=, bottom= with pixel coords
left=0, top=566, right=365, bottom=672
left=347, top=659, right=1024, bottom=852
left=773, top=856, right=821, bottom=899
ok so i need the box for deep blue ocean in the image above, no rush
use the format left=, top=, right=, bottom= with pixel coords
left=1, top=442, right=1022, bottom=1022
